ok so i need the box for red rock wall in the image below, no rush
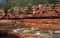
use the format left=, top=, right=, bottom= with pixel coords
left=0, top=19, right=60, bottom=30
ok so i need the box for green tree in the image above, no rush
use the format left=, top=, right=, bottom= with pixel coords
left=48, top=0, right=58, bottom=4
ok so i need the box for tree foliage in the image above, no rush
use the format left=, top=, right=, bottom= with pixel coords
left=0, top=0, right=60, bottom=9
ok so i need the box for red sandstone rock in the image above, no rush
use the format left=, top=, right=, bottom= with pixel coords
left=0, top=19, right=60, bottom=30
left=6, top=13, right=14, bottom=18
